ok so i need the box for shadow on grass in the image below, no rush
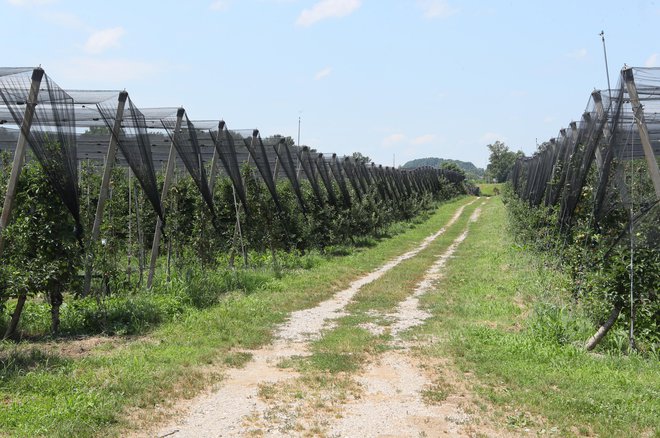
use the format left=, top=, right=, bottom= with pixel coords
left=0, top=347, right=71, bottom=380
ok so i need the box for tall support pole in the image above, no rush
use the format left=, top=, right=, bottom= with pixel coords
left=623, top=68, right=660, bottom=199
left=208, top=139, right=219, bottom=197
left=296, top=115, right=302, bottom=179
left=272, top=141, right=282, bottom=183
left=0, top=67, right=45, bottom=257
left=147, top=108, right=185, bottom=288
left=127, top=166, right=133, bottom=284
left=591, top=90, right=609, bottom=173
left=599, top=31, right=613, bottom=103
left=81, top=91, right=128, bottom=296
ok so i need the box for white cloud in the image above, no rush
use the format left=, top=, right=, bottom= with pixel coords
left=84, top=27, right=125, bottom=54
left=645, top=53, right=659, bottom=67
left=411, top=134, right=435, bottom=145
left=314, top=67, right=332, bottom=80
left=567, top=48, right=587, bottom=60
left=296, top=0, right=361, bottom=27
left=382, top=133, right=405, bottom=147
left=417, top=0, right=458, bottom=19
left=209, top=0, right=230, bottom=11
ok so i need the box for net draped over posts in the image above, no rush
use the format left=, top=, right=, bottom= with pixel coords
left=510, top=67, right=660, bottom=233
left=0, top=70, right=81, bottom=236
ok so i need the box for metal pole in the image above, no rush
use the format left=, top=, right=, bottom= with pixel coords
left=0, top=67, right=45, bottom=257
left=147, top=108, right=185, bottom=288
left=82, top=91, right=128, bottom=296
left=599, top=31, right=613, bottom=103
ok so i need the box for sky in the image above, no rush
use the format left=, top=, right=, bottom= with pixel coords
left=2, top=0, right=659, bottom=168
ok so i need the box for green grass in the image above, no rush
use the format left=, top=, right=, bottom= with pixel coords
left=415, top=199, right=660, bottom=437
left=477, top=183, right=504, bottom=196
left=292, top=198, right=482, bottom=375
left=0, top=196, right=475, bottom=437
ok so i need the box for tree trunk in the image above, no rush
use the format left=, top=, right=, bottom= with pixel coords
left=585, top=302, right=623, bottom=351
left=49, top=289, right=63, bottom=335
left=3, top=294, right=27, bottom=340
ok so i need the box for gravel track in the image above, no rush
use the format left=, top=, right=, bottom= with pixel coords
left=153, top=199, right=486, bottom=438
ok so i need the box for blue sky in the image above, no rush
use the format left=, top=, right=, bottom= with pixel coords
left=3, top=0, right=659, bottom=168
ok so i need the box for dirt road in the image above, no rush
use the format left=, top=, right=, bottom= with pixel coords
left=151, top=199, right=501, bottom=437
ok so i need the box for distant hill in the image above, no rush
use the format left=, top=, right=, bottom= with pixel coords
left=401, top=157, right=484, bottom=179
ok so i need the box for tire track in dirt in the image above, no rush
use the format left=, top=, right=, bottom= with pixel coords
left=152, top=199, right=477, bottom=438
left=327, top=201, right=495, bottom=438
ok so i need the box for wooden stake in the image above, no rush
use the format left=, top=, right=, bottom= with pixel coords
left=147, top=108, right=184, bottom=288
left=81, top=91, right=128, bottom=296
left=0, top=68, right=44, bottom=256
left=623, top=67, right=660, bottom=200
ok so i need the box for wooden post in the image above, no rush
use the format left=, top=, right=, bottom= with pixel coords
left=591, top=90, right=608, bottom=173
left=208, top=138, right=219, bottom=197
left=623, top=67, right=660, bottom=200
left=0, top=67, right=44, bottom=256
left=272, top=141, right=282, bottom=183
left=127, top=166, right=133, bottom=284
left=81, top=91, right=128, bottom=296
left=147, top=108, right=184, bottom=288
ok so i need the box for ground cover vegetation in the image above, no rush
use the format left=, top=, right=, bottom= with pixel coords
left=0, top=192, right=473, bottom=437
left=506, top=147, right=658, bottom=355
left=0, top=150, right=471, bottom=340
left=415, top=199, right=659, bottom=437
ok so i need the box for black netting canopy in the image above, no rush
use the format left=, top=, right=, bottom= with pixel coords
left=0, top=68, right=82, bottom=236
left=161, top=112, right=217, bottom=223
left=298, top=146, right=324, bottom=205
left=213, top=121, right=250, bottom=215
left=272, top=139, right=307, bottom=213
left=244, top=130, right=283, bottom=213
left=96, top=93, right=167, bottom=222
left=511, top=66, right=660, bottom=231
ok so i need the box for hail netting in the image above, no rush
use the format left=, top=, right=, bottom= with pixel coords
left=384, top=166, right=402, bottom=200
left=330, top=154, right=351, bottom=207
left=341, top=157, right=363, bottom=201
left=245, top=131, right=283, bottom=213
left=315, top=154, right=338, bottom=207
left=558, top=95, right=607, bottom=229
left=510, top=66, right=660, bottom=235
left=96, top=95, right=164, bottom=222
left=272, top=140, right=307, bottom=213
left=298, top=147, right=324, bottom=205
left=389, top=167, right=406, bottom=197
left=379, top=165, right=397, bottom=201
left=0, top=69, right=82, bottom=235
left=400, top=169, right=413, bottom=196
left=214, top=123, right=249, bottom=215
left=161, top=113, right=217, bottom=223
left=357, top=160, right=372, bottom=191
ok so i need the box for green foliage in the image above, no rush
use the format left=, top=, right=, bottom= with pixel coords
left=402, top=156, right=485, bottom=180
left=0, top=157, right=81, bottom=311
left=485, top=141, right=524, bottom=183
left=503, top=174, right=660, bottom=354
left=417, top=199, right=660, bottom=437
left=1, top=145, right=469, bottom=339
left=0, top=196, right=472, bottom=437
